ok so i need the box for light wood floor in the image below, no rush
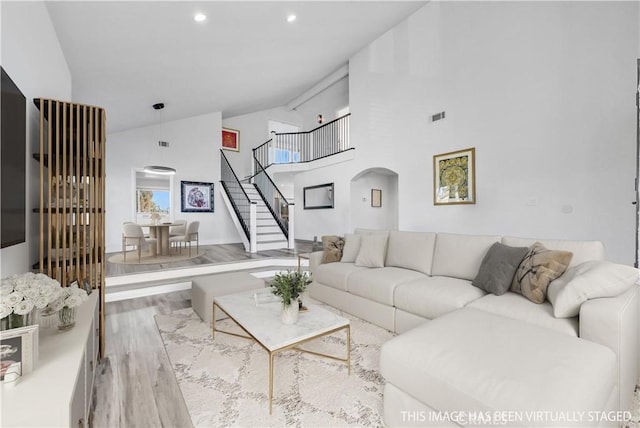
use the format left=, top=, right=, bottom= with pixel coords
left=94, top=241, right=316, bottom=426
left=92, top=291, right=194, bottom=427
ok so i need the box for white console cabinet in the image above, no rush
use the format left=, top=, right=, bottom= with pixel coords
left=1, top=293, right=99, bottom=427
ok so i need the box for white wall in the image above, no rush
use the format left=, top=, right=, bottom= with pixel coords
left=293, top=76, right=349, bottom=131
left=105, top=111, right=241, bottom=253
left=339, top=1, right=639, bottom=265
left=0, top=1, right=72, bottom=277
left=292, top=160, right=353, bottom=240
left=350, top=170, right=398, bottom=231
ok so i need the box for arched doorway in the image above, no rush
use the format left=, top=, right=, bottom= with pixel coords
left=350, top=168, right=399, bottom=231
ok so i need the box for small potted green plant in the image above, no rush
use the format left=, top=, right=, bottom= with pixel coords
left=270, top=270, right=311, bottom=324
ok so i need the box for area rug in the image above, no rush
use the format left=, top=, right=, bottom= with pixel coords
left=107, top=250, right=205, bottom=265
left=156, top=307, right=640, bottom=428
left=155, top=304, right=393, bottom=427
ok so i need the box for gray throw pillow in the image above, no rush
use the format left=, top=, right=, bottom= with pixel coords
left=472, top=242, right=529, bottom=295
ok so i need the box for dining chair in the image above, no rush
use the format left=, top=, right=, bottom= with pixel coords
left=169, top=219, right=187, bottom=237
left=169, top=221, right=199, bottom=257
left=122, top=223, right=158, bottom=262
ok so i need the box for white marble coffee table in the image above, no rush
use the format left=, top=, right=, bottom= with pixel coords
left=212, top=290, right=350, bottom=414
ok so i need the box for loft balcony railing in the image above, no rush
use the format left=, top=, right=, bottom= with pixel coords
left=253, top=113, right=351, bottom=173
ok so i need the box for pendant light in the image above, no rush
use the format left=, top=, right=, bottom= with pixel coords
left=144, top=102, right=176, bottom=175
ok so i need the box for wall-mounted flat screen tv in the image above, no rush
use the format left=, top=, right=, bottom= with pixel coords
left=1, top=67, right=26, bottom=248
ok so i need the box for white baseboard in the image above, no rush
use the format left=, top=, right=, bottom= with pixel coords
left=105, top=257, right=308, bottom=288
left=106, top=281, right=192, bottom=302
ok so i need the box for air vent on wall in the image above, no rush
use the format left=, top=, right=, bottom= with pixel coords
left=431, top=111, right=446, bottom=122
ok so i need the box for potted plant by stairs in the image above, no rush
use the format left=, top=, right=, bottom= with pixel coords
left=270, top=270, right=311, bottom=325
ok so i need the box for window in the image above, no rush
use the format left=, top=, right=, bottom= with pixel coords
left=273, top=148, right=300, bottom=164
left=135, top=170, right=173, bottom=223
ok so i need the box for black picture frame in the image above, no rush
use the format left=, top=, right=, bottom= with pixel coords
left=303, top=183, right=334, bottom=209
left=181, top=181, right=214, bottom=212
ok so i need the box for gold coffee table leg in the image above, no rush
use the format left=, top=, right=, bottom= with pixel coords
left=212, top=303, right=216, bottom=338
left=269, top=352, right=274, bottom=415
left=347, top=325, right=351, bottom=375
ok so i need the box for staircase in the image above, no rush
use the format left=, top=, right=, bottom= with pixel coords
left=220, top=150, right=293, bottom=253
left=220, top=115, right=350, bottom=253
left=241, top=183, right=288, bottom=250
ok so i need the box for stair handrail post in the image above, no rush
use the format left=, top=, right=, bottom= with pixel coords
left=287, top=203, right=295, bottom=249
left=250, top=202, right=257, bottom=253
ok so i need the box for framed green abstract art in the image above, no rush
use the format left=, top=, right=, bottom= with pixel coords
left=433, top=147, right=476, bottom=205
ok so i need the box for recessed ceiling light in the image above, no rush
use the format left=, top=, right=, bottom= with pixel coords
left=194, top=13, right=207, bottom=22
left=286, top=14, right=296, bottom=23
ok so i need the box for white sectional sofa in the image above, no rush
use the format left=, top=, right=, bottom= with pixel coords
left=308, top=230, right=639, bottom=427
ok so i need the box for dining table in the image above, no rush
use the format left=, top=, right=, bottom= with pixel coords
left=138, top=222, right=177, bottom=256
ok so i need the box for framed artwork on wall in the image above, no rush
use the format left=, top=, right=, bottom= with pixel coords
left=222, top=128, right=240, bottom=152
left=433, top=147, right=476, bottom=205
left=181, top=181, right=214, bottom=212
left=371, top=189, right=382, bottom=207
left=0, top=324, right=38, bottom=383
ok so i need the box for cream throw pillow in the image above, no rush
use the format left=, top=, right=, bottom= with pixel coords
left=355, top=233, right=388, bottom=268
left=547, top=260, right=639, bottom=318
left=341, top=234, right=361, bottom=263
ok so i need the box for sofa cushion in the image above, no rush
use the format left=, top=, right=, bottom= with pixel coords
left=511, top=242, right=572, bottom=304
left=467, top=293, right=578, bottom=336
left=313, top=262, right=369, bottom=291
left=547, top=260, right=639, bottom=318
left=321, top=235, right=344, bottom=264
left=431, top=233, right=501, bottom=281
left=394, top=276, right=485, bottom=320
left=355, top=233, right=388, bottom=268
left=380, top=308, right=616, bottom=421
left=385, top=231, right=436, bottom=275
left=472, top=242, right=529, bottom=295
left=347, top=267, right=426, bottom=306
left=502, top=236, right=604, bottom=268
left=340, top=233, right=361, bottom=263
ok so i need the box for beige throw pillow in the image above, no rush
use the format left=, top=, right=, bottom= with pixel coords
left=355, top=233, right=388, bottom=268
left=321, top=235, right=345, bottom=264
left=511, top=242, right=573, bottom=304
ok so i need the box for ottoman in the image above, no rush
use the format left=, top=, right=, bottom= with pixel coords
left=191, top=271, right=265, bottom=325
left=380, top=308, right=618, bottom=427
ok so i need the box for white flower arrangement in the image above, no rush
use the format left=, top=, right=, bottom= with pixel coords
left=0, top=272, right=61, bottom=320
left=48, top=282, right=89, bottom=312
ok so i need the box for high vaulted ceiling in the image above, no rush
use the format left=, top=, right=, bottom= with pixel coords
left=46, top=1, right=427, bottom=133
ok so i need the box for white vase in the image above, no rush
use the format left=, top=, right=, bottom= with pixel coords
left=281, top=302, right=299, bottom=325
